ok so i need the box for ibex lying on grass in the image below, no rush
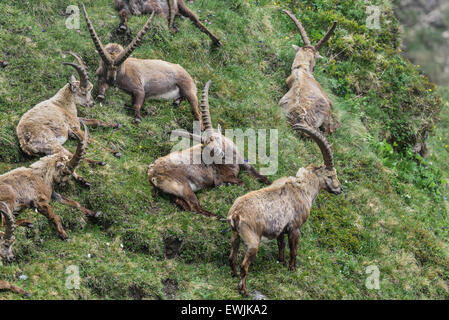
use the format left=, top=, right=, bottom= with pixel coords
left=114, top=0, right=221, bottom=45
left=148, top=81, right=271, bottom=218
left=83, top=6, right=203, bottom=127
left=279, top=10, right=339, bottom=134
left=1, top=123, right=99, bottom=244
left=0, top=60, right=7, bottom=68
left=17, top=52, right=121, bottom=187
left=227, top=125, right=342, bottom=296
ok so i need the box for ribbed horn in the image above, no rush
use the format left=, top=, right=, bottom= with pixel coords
left=282, top=10, right=311, bottom=46
left=82, top=4, right=114, bottom=66
left=0, top=203, right=15, bottom=259
left=63, top=52, right=89, bottom=88
left=68, top=121, right=89, bottom=171
left=293, top=124, right=334, bottom=168
left=315, top=21, right=337, bottom=51
left=201, top=80, right=213, bottom=133
left=113, top=11, right=155, bottom=67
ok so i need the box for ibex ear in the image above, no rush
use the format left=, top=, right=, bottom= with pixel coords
left=292, top=45, right=300, bottom=52
left=69, top=75, right=78, bottom=92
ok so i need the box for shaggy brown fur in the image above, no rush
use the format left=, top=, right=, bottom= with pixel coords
left=148, top=81, right=271, bottom=218
left=114, top=0, right=221, bottom=45
left=17, top=52, right=121, bottom=187
left=83, top=6, right=203, bottom=127
left=227, top=125, right=342, bottom=296
left=279, top=10, right=339, bottom=134
left=1, top=125, right=96, bottom=297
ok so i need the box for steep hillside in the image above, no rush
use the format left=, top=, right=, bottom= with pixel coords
left=1, top=0, right=448, bottom=299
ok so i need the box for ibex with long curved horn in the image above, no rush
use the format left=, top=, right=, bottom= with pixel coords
left=279, top=10, right=339, bottom=134
left=227, top=125, right=343, bottom=296
left=114, top=0, right=221, bottom=46
left=148, top=81, right=271, bottom=218
left=17, top=52, right=121, bottom=187
left=83, top=5, right=202, bottom=126
left=0, top=124, right=97, bottom=297
left=2, top=123, right=98, bottom=242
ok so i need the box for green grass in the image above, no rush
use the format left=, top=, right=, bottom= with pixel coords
left=1, top=0, right=448, bottom=299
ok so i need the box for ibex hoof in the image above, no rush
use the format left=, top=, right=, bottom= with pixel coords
left=24, top=292, right=31, bottom=298
left=133, top=118, right=142, bottom=124
left=1, top=61, right=8, bottom=68
left=213, top=40, right=222, bottom=47
left=97, top=94, right=106, bottom=101
left=94, top=211, right=102, bottom=218
left=115, top=123, right=122, bottom=129
left=113, top=152, right=122, bottom=158
left=64, top=237, right=71, bottom=243
left=99, top=161, right=107, bottom=167
left=119, top=24, right=128, bottom=32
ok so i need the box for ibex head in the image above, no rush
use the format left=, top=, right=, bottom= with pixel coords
left=82, top=4, right=154, bottom=100
left=293, top=124, right=342, bottom=195
left=283, top=10, right=337, bottom=72
left=63, top=51, right=95, bottom=108
left=173, top=81, right=225, bottom=159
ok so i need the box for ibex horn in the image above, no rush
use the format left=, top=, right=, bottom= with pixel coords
left=63, top=52, right=89, bottom=88
left=292, top=124, right=334, bottom=169
left=315, top=21, right=337, bottom=51
left=282, top=10, right=311, bottom=46
left=82, top=4, right=114, bottom=66
left=68, top=121, right=89, bottom=172
left=113, top=11, right=155, bottom=67
left=0, top=202, right=15, bottom=259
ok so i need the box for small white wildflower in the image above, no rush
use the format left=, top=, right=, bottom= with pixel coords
left=19, top=275, right=28, bottom=281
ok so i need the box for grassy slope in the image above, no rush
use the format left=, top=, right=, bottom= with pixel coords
left=0, top=0, right=448, bottom=299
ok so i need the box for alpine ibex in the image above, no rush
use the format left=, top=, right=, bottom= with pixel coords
left=279, top=10, right=339, bottom=134
left=227, top=125, right=342, bottom=296
left=17, top=52, right=121, bottom=187
left=114, top=0, right=221, bottom=45
left=1, top=123, right=99, bottom=244
left=83, top=5, right=203, bottom=127
left=148, top=81, right=271, bottom=218
left=0, top=60, right=7, bottom=68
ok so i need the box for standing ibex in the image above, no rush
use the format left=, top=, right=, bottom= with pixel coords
left=148, top=81, right=271, bottom=218
left=279, top=10, right=339, bottom=134
left=17, top=52, right=121, bottom=187
left=114, top=0, right=221, bottom=45
left=83, top=5, right=203, bottom=127
left=1, top=123, right=99, bottom=244
left=227, top=125, right=342, bottom=296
